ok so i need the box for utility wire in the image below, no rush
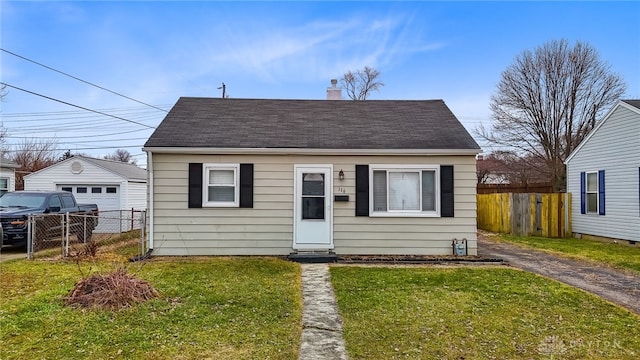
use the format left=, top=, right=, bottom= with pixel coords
left=2, top=110, right=162, bottom=121
left=6, top=128, right=151, bottom=139
left=58, top=138, right=148, bottom=145
left=2, top=115, right=158, bottom=129
left=1, top=103, right=172, bottom=117
left=6, top=137, right=148, bottom=145
left=2, top=145, right=146, bottom=152
left=0, top=82, right=156, bottom=129
left=1, top=48, right=168, bottom=113
left=9, top=117, right=156, bottom=130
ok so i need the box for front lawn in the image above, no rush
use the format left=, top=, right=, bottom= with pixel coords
left=0, top=257, right=302, bottom=360
left=491, top=234, right=640, bottom=274
left=331, top=266, right=640, bottom=360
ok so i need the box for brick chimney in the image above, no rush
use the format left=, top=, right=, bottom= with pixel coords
left=326, top=79, right=342, bottom=100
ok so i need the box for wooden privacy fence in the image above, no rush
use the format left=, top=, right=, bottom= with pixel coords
left=477, top=193, right=572, bottom=238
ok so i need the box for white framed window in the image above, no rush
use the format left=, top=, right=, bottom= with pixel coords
left=0, top=178, right=8, bottom=195
left=203, top=163, right=239, bottom=207
left=586, top=171, right=598, bottom=214
left=370, top=165, right=439, bottom=217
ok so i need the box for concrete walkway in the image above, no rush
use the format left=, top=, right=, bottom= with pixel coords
left=478, top=234, right=640, bottom=314
left=299, top=263, right=349, bottom=360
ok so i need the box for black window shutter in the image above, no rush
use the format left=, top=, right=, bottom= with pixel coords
left=239, top=163, right=254, bottom=208
left=580, top=172, right=586, bottom=214
left=440, top=165, right=454, bottom=217
left=188, top=163, right=203, bottom=208
left=355, top=165, right=369, bottom=216
left=598, top=170, right=605, bottom=215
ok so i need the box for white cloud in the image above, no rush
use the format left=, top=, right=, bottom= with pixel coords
left=173, top=12, right=444, bottom=84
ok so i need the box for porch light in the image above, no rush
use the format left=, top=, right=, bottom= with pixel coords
left=338, top=169, right=344, bottom=181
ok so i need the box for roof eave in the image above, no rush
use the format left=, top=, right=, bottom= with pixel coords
left=0, top=163, right=20, bottom=169
left=143, top=147, right=481, bottom=156
left=565, top=100, right=640, bottom=164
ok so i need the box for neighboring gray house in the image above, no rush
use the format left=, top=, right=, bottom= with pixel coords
left=565, top=99, right=640, bottom=242
left=0, top=157, right=19, bottom=195
left=143, top=94, right=481, bottom=256
left=24, top=156, right=147, bottom=233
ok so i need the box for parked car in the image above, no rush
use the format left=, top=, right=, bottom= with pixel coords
left=0, top=191, right=99, bottom=248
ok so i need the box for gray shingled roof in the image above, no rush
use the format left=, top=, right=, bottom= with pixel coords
left=0, top=157, right=19, bottom=168
left=145, top=98, right=480, bottom=150
left=78, top=156, right=147, bottom=181
left=622, top=99, right=640, bottom=110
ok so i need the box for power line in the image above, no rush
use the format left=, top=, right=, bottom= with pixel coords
left=0, top=82, right=156, bottom=130
left=7, top=116, right=157, bottom=131
left=2, top=144, right=146, bottom=153
left=1, top=113, right=159, bottom=124
left=5, top=128, right=151, bottom=139
left=6, top=137, right=149, bottom=145
left=1, top=48, right=168, bottom=113
left=1, top=104, right=172, bottom=117
left=1, top=110, right=164, bottom=122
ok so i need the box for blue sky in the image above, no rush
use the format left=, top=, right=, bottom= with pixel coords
left=1, top=1, right=639, bottom=161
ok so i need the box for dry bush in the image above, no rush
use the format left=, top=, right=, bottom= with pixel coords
left=64, top=267, right=158, bottom=310
left=78, top=239, right=99, bottom=258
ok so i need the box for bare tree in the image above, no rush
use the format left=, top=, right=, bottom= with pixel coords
left=104, top=149, right=137, bottom=165
left=10, top=138, right=59, bottom=190
left=340, top=66, right=384, bottom=100
left=478, top=39, right=626, bottom=191
left=58, top=149, right=74, bottom=161
left=477, top=152, right=507, bottom=184
left=477, top=150, right=547, bottom=186
left=57, top=149, right=89, bottom=162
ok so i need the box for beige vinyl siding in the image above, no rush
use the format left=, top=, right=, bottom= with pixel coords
left=152, top=155, right=292, bottom=255
left=566, top=105, right=640, bottom=241
left=332, top=157, right=477, bottom=256
left=150, top=153, right=477, bottom=256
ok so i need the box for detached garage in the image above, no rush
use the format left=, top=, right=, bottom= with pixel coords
left=24, top=156, right=147, bottom=233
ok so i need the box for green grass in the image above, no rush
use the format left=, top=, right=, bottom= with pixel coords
left=330, top=266, right=640, bottom=360
left=492, top=234, right=640, bottom=274
left=0, top=257, right=302, bottom=360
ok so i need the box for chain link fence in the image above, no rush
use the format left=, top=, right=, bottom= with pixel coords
left=27, top=210, right=147, bottom=260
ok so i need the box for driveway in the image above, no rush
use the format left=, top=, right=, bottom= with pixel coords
left=478, top=232, right=640, bottom=315
left=0, top=245, right=27, bottom=262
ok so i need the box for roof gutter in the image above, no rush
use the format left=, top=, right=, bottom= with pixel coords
left=141, top=147, right=481, bottom=156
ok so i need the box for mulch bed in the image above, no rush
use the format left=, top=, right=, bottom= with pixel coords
left=337, top=255, right=504, bottom=264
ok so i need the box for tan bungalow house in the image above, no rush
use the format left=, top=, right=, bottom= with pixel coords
left=143, top=84, right=481, bottom=257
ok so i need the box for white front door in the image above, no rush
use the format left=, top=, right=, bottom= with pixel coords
left=293, top=165, right=333, bottom=249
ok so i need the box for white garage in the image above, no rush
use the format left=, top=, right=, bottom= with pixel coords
left=24, top=156, right=147, bottom=233
left=55, top=184, right=121, bottom=233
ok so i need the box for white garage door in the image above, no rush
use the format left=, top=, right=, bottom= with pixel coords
left=57, top=185, right=120, bottom=233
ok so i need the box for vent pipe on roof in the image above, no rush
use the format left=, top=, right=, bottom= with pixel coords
left=326, top=79, right=342, bottom=100
left=217, top=82, right=227, bottom=98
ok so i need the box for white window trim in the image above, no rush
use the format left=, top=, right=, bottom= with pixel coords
left=369, top=164, right=440, bottom=217
left=0, top=177, right=8, bottom=194
left=203, top=163, right=240, bottom=207
left=585, top=171, right=598, bottom=214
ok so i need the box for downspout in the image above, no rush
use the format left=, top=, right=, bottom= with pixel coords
left=147, top=150, right=154, bottom=251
